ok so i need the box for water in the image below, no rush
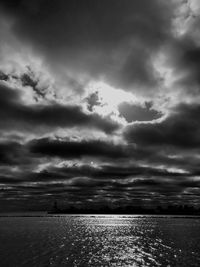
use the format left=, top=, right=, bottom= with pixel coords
left=0, top=215, right=200, bottom=267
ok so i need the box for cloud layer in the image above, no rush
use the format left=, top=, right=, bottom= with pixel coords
left=0, top=0, right=200, bottom=211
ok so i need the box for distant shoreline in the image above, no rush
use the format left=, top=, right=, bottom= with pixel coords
left=0, top=213, right=200, bottom=218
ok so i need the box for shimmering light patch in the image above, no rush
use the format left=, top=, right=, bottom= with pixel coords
left=87, top=81, right=136, bottom=113
left=143, top=164, right=189, bottom=175
left=167, top=154, right=183, bottom=159
left=0, top=216, right=199, bottom=266
left=191, top=176, right=200, bottom=182
left=167, top=167, right=189, bottom=174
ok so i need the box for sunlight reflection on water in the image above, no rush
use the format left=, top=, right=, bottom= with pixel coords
left=0, top=215, right=200, bottom=266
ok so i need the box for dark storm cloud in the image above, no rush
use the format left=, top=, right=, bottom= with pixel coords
left=86, top=91, right=102, bottom=112
left=38, top=163, right=189, bottom=182
left=0, top=141, right=23, bottom=165
left=1, top=161, right=200, bottom=211
left=0, top=134, right=197, bottom=181
left=0, top=0, right=175, bottom=91
left=0, top=68, right=49, bottom=100
left=0, top=175, right=24, bottom=184
left=179, top=43, right=200, bottom=92
left=0, top=83, right=119, bottom=133
left=0, top=70, right=9, bottom=81
left=5, top=164, right=200, bottom=204
left=20, top=67, right=47, bottom=100
left=118, top=101, right=162, bottom=122
left=28, top=136, right=200, bottom=174
left=0, top=163, right=190, bottom=190
left=29, top=138, right=129, bottom=160
left=165, top=35, right=200, bottom=96
left=28, top=136, right=174, bottom=167
left=124, top=103, right=200, bottom=149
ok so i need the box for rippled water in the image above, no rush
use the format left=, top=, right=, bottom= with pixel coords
left=0, top=215, right=200, bottom=267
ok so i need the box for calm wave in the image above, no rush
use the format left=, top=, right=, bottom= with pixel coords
left=0, top=215, right=200, bottom=266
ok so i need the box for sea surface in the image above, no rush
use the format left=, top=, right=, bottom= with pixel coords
left=0, top=215, right=200, bottom=267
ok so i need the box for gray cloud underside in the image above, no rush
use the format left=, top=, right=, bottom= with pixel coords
left=1, top=100, right=200, bottom=210
left=0, top=83, right=119, bottom=133
left=0, top=133, right=200, bottom=210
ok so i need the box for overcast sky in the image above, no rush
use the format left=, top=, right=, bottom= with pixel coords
left=0, top=0, right=200, bottom=211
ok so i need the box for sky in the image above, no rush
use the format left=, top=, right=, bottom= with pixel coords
left=0, top=0, right=200, bottom=211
